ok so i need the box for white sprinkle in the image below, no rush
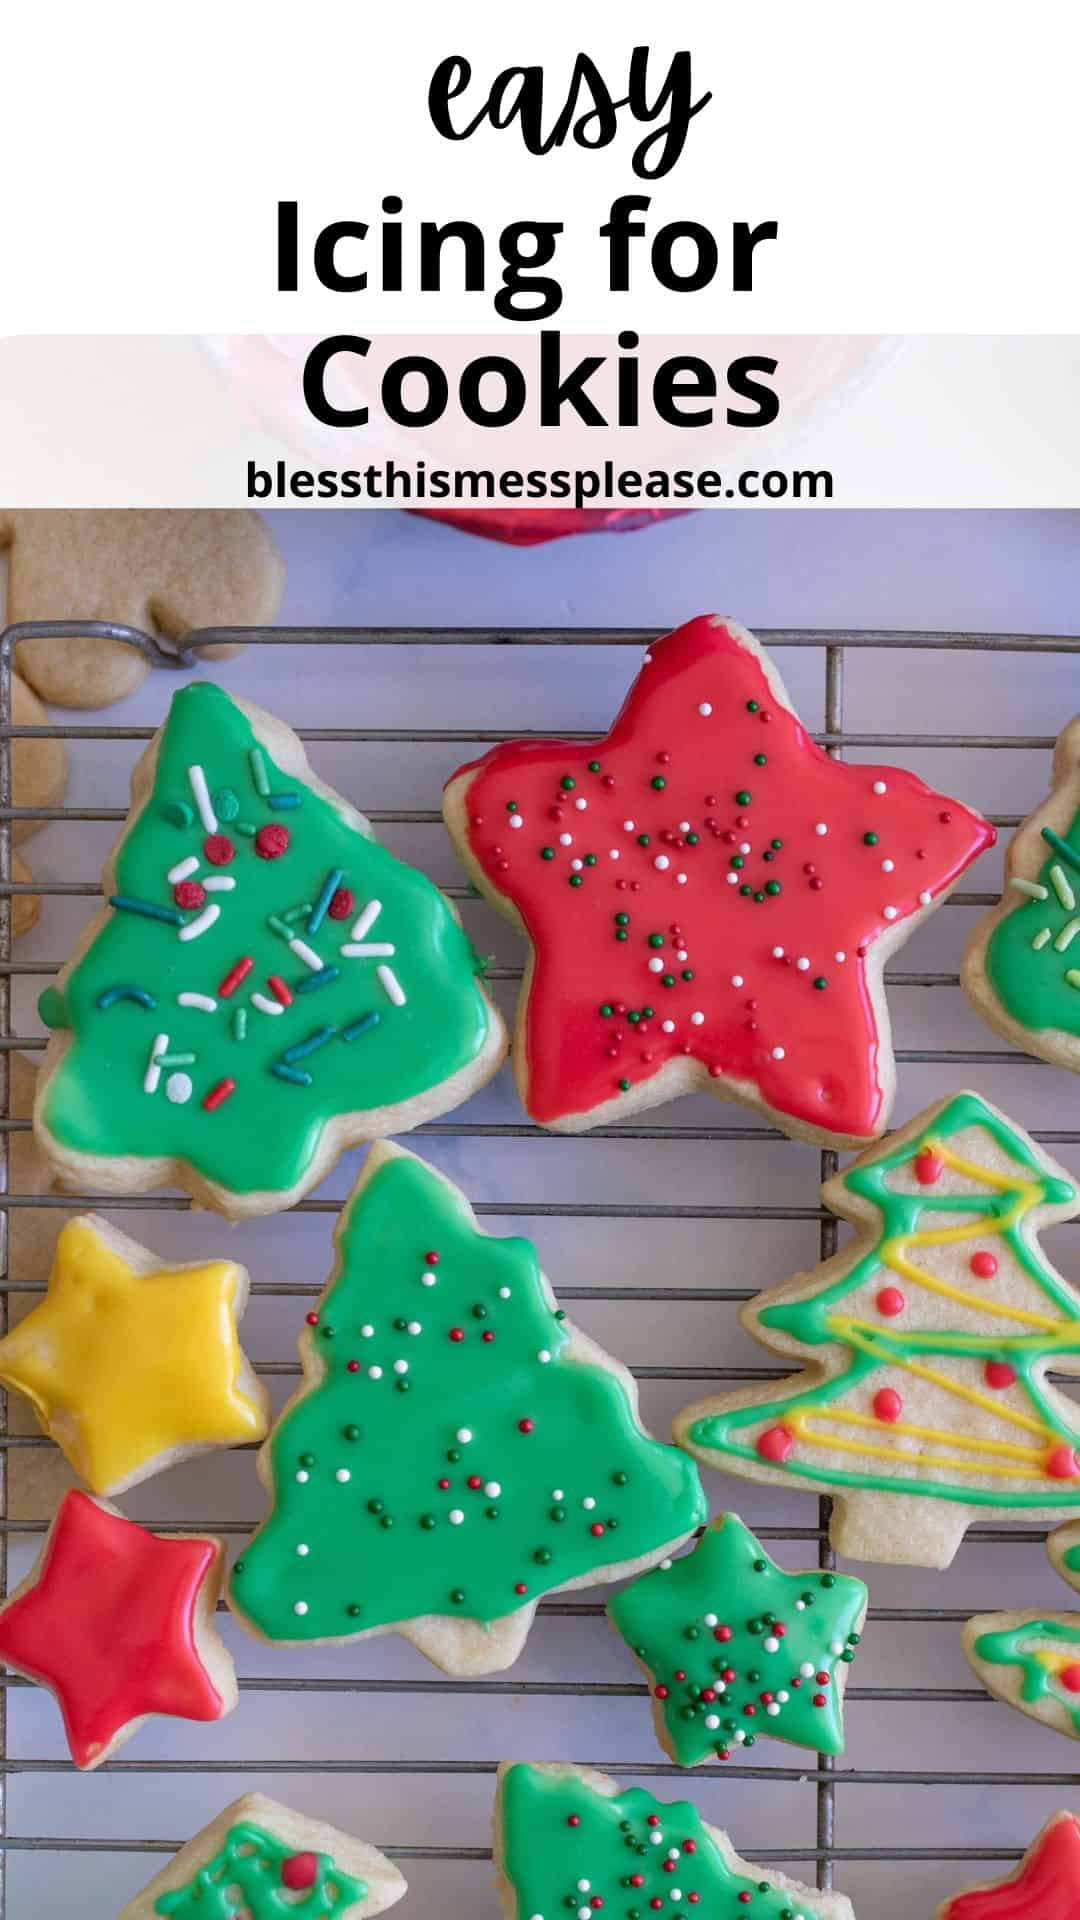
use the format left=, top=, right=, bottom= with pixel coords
left=661, top=1019, right=675, bottom=1033
left=457, top=1428, right=473, bottom=1444
left=350, top=900, right=382, bottom=942
left=336, top=1468, right=351, bottom=1483
left=289, top=936, right=325, bottom=971
left=881, top=858, right=894, bottom=873
left=690, top=1011, right=704, bottom=1026
left=829, top=1639, right=845, bottom=1655
left=187, top=764, right=217, bottom=833
left=552, top=1490, right=565, bottom=1502
left=178, top=903, right=221, bottom=943
left=251, top=992, right=285, bottom=1016
left=407, top=1321, right=422, bottom=1335
left=368, top=1366, right=382, bottom=1380
left=795, top=1599, right=806, bottom=1611
left=293, top=1600, right=309, bottom=1616
left=509, top=813, right=524, bottom=829
left=529, top=1913, right=544, bottom=1920
left=918, top=889, right=932, bottom=906
left=766, top=1702, right=781, bottom=1716
left=676, top=950, right=689, bottom=963
left=377, top=965, right=407, bottom=1007
left=883, top=904, right=898, bottom=921
left=763, top=1635, right=780, bottom=1653
left=713, top=1681, right=726, bottom=1695
left=295, top=1470, right=309, bottom=1484
left=834, top=951, right=847, bottom=963
left=574, top=797, right=587, bottom=811
left=731, top=975, right=744, bottom=987
left=582, top=1496, right=596, bottom=1510
left=165, top=1072, right=193, bottom=1104
left=734, top=1728, right=746, bottom=1744
left=796, top=956, right=810, bottom=971
left=449, top=1509, right=465, bottom=1525
left=341, top=941, right=397, bottom=959
left=650, top=1831, right=664, bottom=1845
left=537, top=1349, right=552, bottom=1363
left=168, top=854, right=200, bottom=884
left=872, top=780, right=887, bottom=794
left=559, top=833, right=573, bottom=847
left=609, top=849, right=620, bottom=860
left=655, top=855, right=670, bottom=871
left=704, top=1714, right=720, bottom=1729
left=676, top=872, right=687, bottom=884
left=421, top=1272, right=437, bottom=1287
left=738, top=842, right=751, bottom=856
left=498, top=1287, right=511, bottom=1299
left=623, top=820, right=635, bottom=832
left=772, top=1045, right=786, bottom=1060
left=799, top=1661, right=815, bottom=1677
left=578, top=1908, right=590, bottom=1919
left=296, top=1543, right=310, bottom=1556
left=393, top=1360, right=409, bottom=1375
left=361, top=1325, right=375, bottom=1338
left=726, top=872, right=739, bottom=886
left=571, top=859, right=583, bottom=873
left=704, top=1613, right=718, bottom=1626
left=698, top=702, right=713, bottom=716
left=577, top=1882, right=591, bottom=1894
left=143, top=1032, right=168, bottom=1095
left=659, top=1559, right=672, bottom=1570
left=203, top=875, right=236, bottom=892
left=773, top=945, right=785, bottom=960
left=648, top=957, right=664, bottom=974
left=667, top=1850, right=679, bottom=1862
left=178, top=991, right=217, bottom=1012
left=679, top=822, right=691, bottom=834
left=484, top=1482, right=501, bottom=1498
left=777, top=1690, right=789, bottom=1703
left=814, top=822, right=828, bottom=835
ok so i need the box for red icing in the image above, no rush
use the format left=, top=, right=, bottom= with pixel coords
left=984, top=1361, right=1017, bottom=1390
left=876, top=1286, right=906, bottom=1317
left=756, top=1425, right=794, bottom=1463
left=1061, top=1664, right=1080, bottom=1694
left=0, top=1490, right=224, bottom=1768
left=970, top=1252, right=999, bottom=1279
left=255, top=824, right=290, bottom=860
left=451, top=618, right=993, bottom=1137
left=914, top=1148, right=944, bottom=1185
left=940, top=1812, right=1080, bottom=1920
left=202, top=834, right=234, bottom=866
left=873, top=1388, right=903, bottom=1423
left=281, top=1852, right=319, bottom=1890
left=1047, top=1444, right=1080, bottom=1480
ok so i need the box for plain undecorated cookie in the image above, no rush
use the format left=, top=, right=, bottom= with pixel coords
left=0, top=509, right=284, bottom=707
left=11, top=850, right=38, bottom=940
left=11, top=671, right=66, bottom=845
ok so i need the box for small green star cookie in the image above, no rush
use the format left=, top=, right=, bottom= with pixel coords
left=607, top=1512, right=868, bottom=1763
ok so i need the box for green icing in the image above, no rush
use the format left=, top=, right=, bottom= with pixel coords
left=41, top=682, right=493, bottom=1198
left=154, top=1820, right=366, bottom=1917
left=1065, top=1541, right=1080, bottom=1575
left=973, top=1619, right=1080, bottom=1732
left=986, top=814, right=1080, bottom=1035
left=37, top=986, right=69, bottom=1031
left=686, top=1091, right=1080, bottom=1509
left=608, top=1513, right=865, bottom=1762
left=499, top=1765, right=824, bottom=1920
left=230, top=1150, right=705, bottom=1639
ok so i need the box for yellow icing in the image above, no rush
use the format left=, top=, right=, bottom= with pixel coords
left=0, top=1219, right=265, bottom=1491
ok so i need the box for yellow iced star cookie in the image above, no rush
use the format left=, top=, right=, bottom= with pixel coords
left=0, top=1216, right=269, bottom=1495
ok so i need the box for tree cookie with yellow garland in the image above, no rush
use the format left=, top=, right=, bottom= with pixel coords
left=33, top=679, right=507, bottom=1218
left=675, top=1091, right=1080, bottom=1569
left=0, top=1214, right=268, bottom=1496
left=229, top=1142, right=706, bottom=1676
left=963, top=1516, right=1080, bottom=1741
left=120, top=1793, right=407, bottom=1920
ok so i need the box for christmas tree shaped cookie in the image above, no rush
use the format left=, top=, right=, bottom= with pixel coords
left=965, top=713, right=1080, bottom=1074
left=963, top=1516, right=1080, bottom=1741
left=675, top=1092, right=1080, bottom=1568
left=34, top=681, right=506, bottom=1218
left=0, top=1215, right=268, bottom=1495
left=495, top=1763, right=857, bottom=1920
left=229, top=1143, right=706, bottom=1674
left=120, top=1792, right=407, bottom=1920
left=608, top=1512, right=867, bottom=1764
left=936, top=1810, right=1080, bottom=1920
left=444, top=615, right=994, bottom=1146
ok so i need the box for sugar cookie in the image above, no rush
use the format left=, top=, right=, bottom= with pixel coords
left=0, top=509, right=283, bottom=707
left=119, top=1792, right=407, bottom=1920
left=0, top=1489, right=234, bottom=1767
left=229, top=1142, right=706, bottom=1675
left=675, top=1091, right=1080, bottom=1568
left=33, top=679, right=506, bottom=1217
left=963, top=1518, right=1080, bottom=1740
left=495, top=1762, right=857, bottom=1920
left=11, top=849, right=39, bottom=940
left=936, top=1809, right=1080, bottom=1920
left=608, top=1511, right=866, bottom=1763
left=964, top=711, right=1080, bottom=1073
left=444, top=614, right=994, bottom=1146
left=11, top=670, right=67, bottom=844
left=0, top=1214, right=268, bottom=1495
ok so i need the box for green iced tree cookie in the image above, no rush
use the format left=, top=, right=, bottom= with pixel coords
left=154, top=1820, right=366, bottom=1918
left=608, top=1512, right=866, bottom=1762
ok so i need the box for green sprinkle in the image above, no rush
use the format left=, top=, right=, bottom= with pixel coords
left=637, top=833, right=650, bottom=847
left=272, top=1062, right=313, bottom=1086
left=232, top=1006, right=248, bottom=1042
left=268, top=914, right=293, bottom=939
left=648, top=933, right=664, bottom=948
left=341, top=1012, right=380, bottom=1041
left=813, top=976, right=828, bottom=990
left=1042, top=826, right=1080, bottom=873
left=1055, top=917, right=1080, bottom=952
left=109, top=894, right=186, bottom=928
left=569, top=874, right=583, bottom=887
left=282, top=1026, right=337, bottom=1064
left=164, top=800, right=194, bottom=828
left=618, top=1077, right=631, bottom=1092
left=296, top=966, right=340, bottom=993
left=308, top=868, right=344, bottom=935
left=1066, top=970, right=1080, bottom=990
left=212, top=787, right=240, bottom=822
left=863, top=831, right=878, bottom=846
left=1009, top=877, right=1049, bottom=900
left=560, top=776, right=575, bottom=790
left=249, top=747, right=270, bottom=796
left=268, top=792, right=301, bottom=811
left=540, top=847, right=555, bottom=860
left=155, top=1051, right=196, bottom=1068
left=587, top=760, right=601, bottom=773
left=1050, top=863, right=1077, bottom=910
left=283, top=903, right=312, bottom=924
left=1032, top=926, right=1052, bottom=950
left=735, top=790, right=752, bottom=805
left=765, top=880, right=781, bottom=896
left=651, top=775, right=666, bottom=790
left=754, top=753, right=767, bottom=765
left=746, top=700, right=759, bottom=712
left=235, top=820, right=258, bottom=837
left=615, top=912, right=630, bottom=926
left=38, top=986, right=70, bottom=1030
left=96, top=985, right=156, bottom=1012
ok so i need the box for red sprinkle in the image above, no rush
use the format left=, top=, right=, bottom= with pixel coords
left=218, top=956, right=254, bottom=998
left=1047, top=1444, right=1080, bottom=1480
left=467, top=1475, right=482, bottom=1490
left=281, top=1853, right=318, bottom=1892
left=347, top=1360, right=360, bottom=1373
left=327, top=886, right=354, bottom=920
left=655, top=1685, right=670, bottom=1700
left=255, top=823, right=290, bottom=860
left=305, top=1312, right=319, bottom=1326
left=173, top=880, right=206, bottom=909
left=425, top=1251, right=440, bottom=1266
left=202, top=1077, right=236, bottom=1112
left=873, top=1388, right=904, bottom=1424
left=518, top=1418, right=534, bottom=1434
left=756, top=1425, right=794, bottom=1464
left=590, top=1522, right=605, bottom=1537
left=914, top=1148, right=944, bottom=1185
left=203, top=834, right=235, bottom=866
left=1061, top=1664, right=1080, bottom=1693
left=813, top=1693, right=827, bottom=1707
left=969, top=1251, right=998, bottom=1279
left=683, top=1842, right=697, bottom=1855
left=437, top=1478, right=450, bottom=1490
left=514, top=1582, right=528, bottom=1595
left=449, top=1328, right=464, bottom=1343
left=984, top=1361, right=1017, bottom=1390
left=714, top=1624, right=733, bottom=1642
left=567, top=1817, right=581, bottom=1829
left=876, top=1286, right=906, bottom=1318
left=268, top=974, right=293, bottom=1006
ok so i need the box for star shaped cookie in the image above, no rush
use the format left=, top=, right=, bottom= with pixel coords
left=444, top=615, right=995, bottom=1145
left=937, top=1809, right=1080, bottom=1919
left=0, top=1215, right=268, bottom=1495
left=0, top=1489, right=235, bottom=1767
left=608, top=1511, right=867, bottom=1763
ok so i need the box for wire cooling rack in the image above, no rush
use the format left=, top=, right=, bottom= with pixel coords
left=1, top=619, right=1079, bottom=1920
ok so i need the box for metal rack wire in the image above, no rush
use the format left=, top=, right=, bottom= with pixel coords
left=0, top=620, right=1078, bottom=1915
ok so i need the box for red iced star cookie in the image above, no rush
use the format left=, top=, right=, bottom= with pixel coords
left=0, top=1489, right=235, bottom=1768
left=443, top=615, right=995, bottom=1144
left=937, top=1809, right=1080, bottom=1919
